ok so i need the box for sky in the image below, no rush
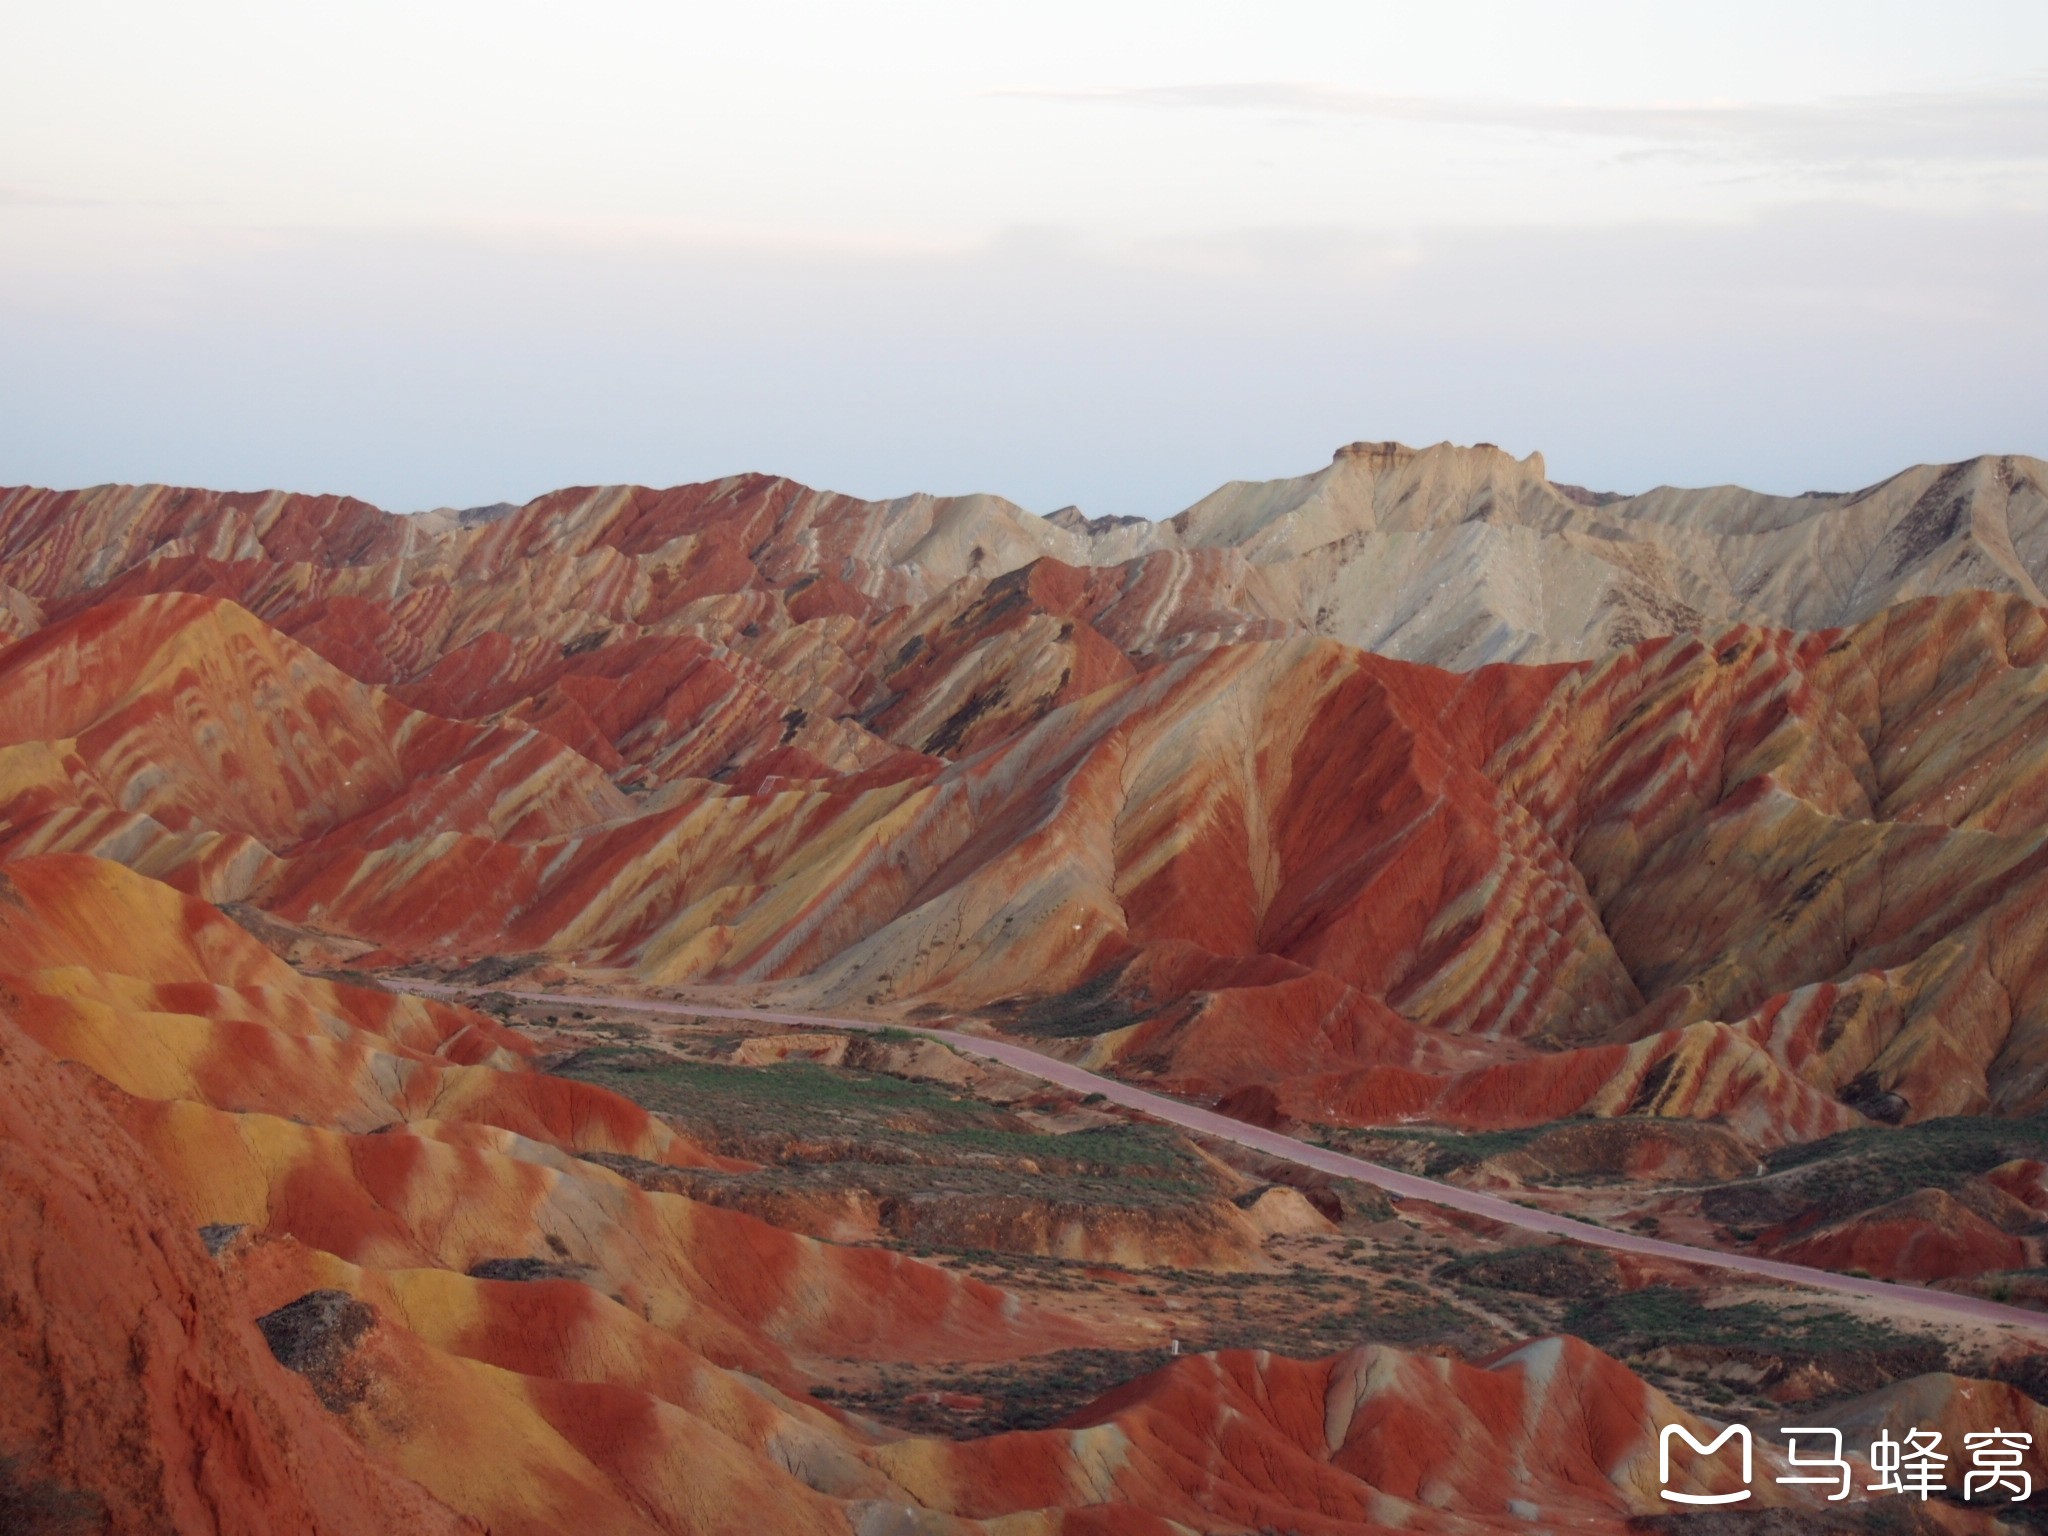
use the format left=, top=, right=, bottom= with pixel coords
left=2, top=1, right=2045, bottom=516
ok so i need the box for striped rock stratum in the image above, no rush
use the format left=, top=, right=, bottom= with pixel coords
left=6, top=443, right=2048, bottom=1531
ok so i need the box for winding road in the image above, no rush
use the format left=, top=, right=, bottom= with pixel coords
left=394, top=979, right=2048, bottom=1336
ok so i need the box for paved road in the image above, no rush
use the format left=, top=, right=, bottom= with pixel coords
left=396, top=979, right=2048, bottom=1335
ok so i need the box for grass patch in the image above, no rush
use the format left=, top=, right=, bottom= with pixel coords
left=555, top=1048, right=1005, bottom=1144
left=838, top=1347, right=1167, bottom=1437
left=556, top=1047, right=1196, bottom=1177
left=1705, top=1112, right=2048, bottom=1228
left=1438, top=1244, right=1619, bottom=1299
left=1767, top=1111, right=2048, bottom=1177
left=1563, top=1287, right=1942, bottom=1372
left=1316, top=1123, right=1551, bottom=1177
left=982, top=966, right=1143, bottom=1040
left=871, top=1026, right=924, bottom=1044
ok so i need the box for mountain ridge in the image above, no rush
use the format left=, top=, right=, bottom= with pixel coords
left=7, top=440, right=2046, bottom=668
left=9, top=441, right=2048, bottom=1533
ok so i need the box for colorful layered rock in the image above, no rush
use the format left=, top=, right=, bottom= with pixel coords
left=10, top=440, right=2048, bottom=1529
left=6, top=848, right=1948, bottom=1534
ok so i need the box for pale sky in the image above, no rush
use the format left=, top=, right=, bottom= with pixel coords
left=3, top=1, right=2045, bottom=514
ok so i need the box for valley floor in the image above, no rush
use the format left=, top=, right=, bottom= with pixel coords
left=437, top=981, right=2048, bottom=1434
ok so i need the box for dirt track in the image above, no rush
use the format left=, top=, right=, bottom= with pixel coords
left=395, top=979, right=2048, bottom=1336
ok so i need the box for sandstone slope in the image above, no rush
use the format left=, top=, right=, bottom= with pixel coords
left=10, top=422, right=2048, bottom=1526
left=6, top=849, right=1959, bottom=1533
left=5, top=440, right=2045, bottom=761
left=11, top=584, right=2048, bottom=1153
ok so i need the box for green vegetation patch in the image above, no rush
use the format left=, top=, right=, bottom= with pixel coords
left=1316, top=1123, right=1552, bottom=1178
left=1704, top=1111, right=2048, bottom=1229
left=1241, top=1290, right=1469, bottom=1351
left=832, top=1347, right=1170, bottom=1438
left=1139, top=1264, right=1492, bottom=1359
left=982, top=966, right=1145, bottom=1040
left=1767, top=1110, right=2048, bottom=1178
left=554, top=1047, right=1196, bottom=1178
left=1438, top=1243, right=1620, bottom=1300
left=1563, top=1287, right=1942, bottom=1373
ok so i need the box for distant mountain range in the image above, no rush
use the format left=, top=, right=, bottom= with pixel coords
left=7, top=440, right=2046, bottom=669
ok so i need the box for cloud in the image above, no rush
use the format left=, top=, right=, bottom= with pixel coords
left=1016, top=74, right=2048, bottom=171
